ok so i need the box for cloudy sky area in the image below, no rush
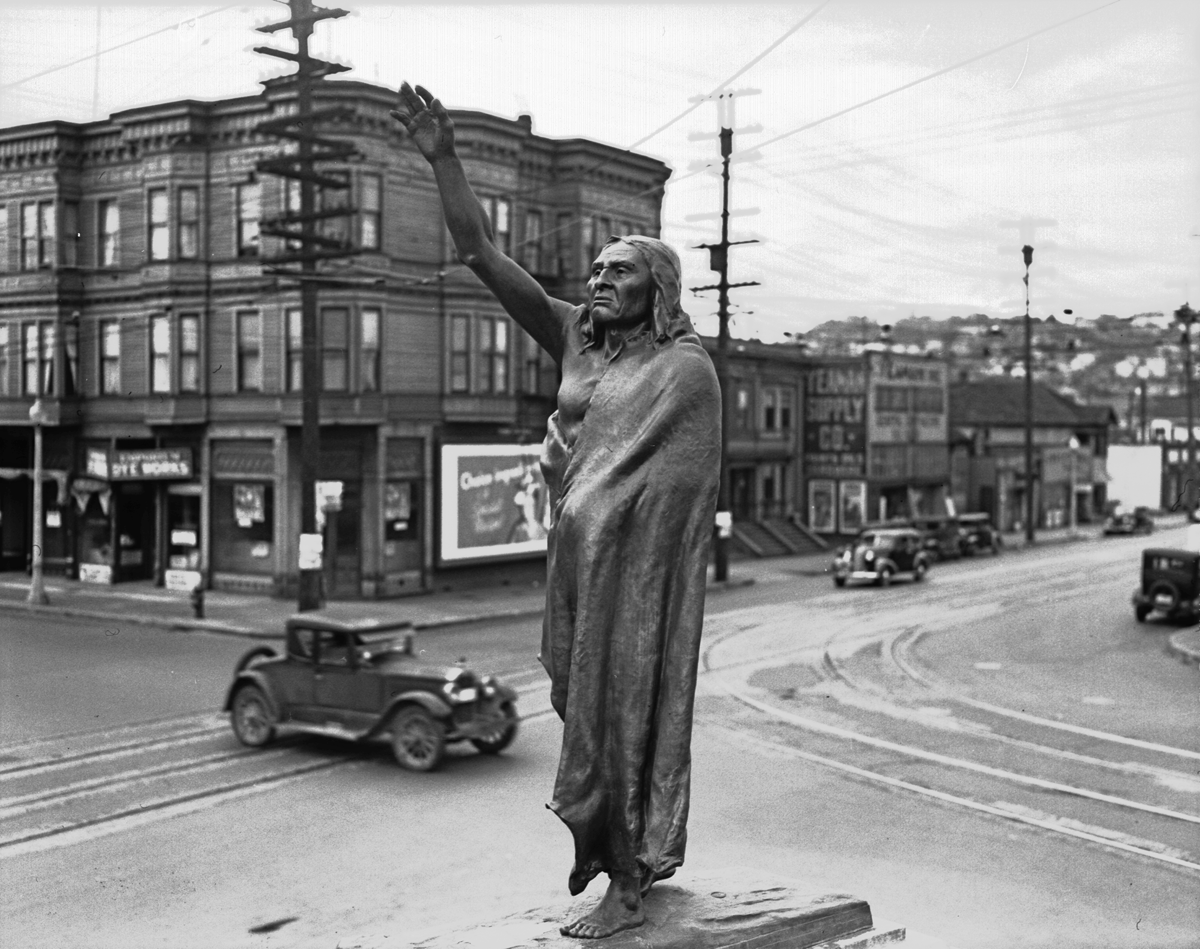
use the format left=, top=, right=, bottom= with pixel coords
left=2, top=1, right=1197, bottom=342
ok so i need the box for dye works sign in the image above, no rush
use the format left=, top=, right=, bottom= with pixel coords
left=439, top=444, right=550, bottom=563
left=86, top=448, right=193, bottom=481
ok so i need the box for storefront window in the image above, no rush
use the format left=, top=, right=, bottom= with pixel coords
left=212, top=482, right=273, bottom=575
left=384, top=481, right=419, bottom=540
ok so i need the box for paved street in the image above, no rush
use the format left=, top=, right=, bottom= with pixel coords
left=0, top=523, right=1197, bottom=948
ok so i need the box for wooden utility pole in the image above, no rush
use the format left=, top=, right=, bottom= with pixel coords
left=1022, top=245, right=1036, bottom=545
left=691, top=90, right=759, bottom=582
left=253, top=0, right=358, bottom=610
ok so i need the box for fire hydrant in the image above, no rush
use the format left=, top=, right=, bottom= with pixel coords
left=189, top=584, right=205, bottom=619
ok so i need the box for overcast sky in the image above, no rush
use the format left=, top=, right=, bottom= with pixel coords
left=2, top=1, right=1197, bottom=341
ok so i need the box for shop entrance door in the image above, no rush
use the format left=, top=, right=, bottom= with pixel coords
left=318, top=480, right=361, bottom=599
left=730, top=468, right=754, bottom=521
left=116, top=483, right=154, bottom=581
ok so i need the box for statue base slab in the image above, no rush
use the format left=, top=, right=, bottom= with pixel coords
left=337, top=868, right=911, bottom=949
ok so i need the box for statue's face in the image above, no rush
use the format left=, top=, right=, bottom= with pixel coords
left=587, top=243, right=653, bottom=328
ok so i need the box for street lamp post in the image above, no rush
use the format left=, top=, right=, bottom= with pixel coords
left=1067, top=435, right=1080, bottom=535
left=1022, top=245, right=1036, bottom=545
left=1175, top=303, right=1197, bottom=514
left=1136, top=365, right=1150, bottom=444
left=27, top=398, right=50, bottom=605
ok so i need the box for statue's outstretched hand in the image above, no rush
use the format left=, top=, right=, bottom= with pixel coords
left=390, top=82, right=454, bottom=161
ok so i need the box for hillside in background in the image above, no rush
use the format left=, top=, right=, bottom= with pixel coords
left=786, top=312, right=1191, bottom=429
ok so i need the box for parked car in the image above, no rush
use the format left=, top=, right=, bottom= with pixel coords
left=1105, top=506, right=1155, bottom=536
left=1132, top=548, right=1200, bottom=622
left=832, top=528, right=932, bottom=587
left=909, top=515, right=967, bottom=561
left=958, top=512, right=1002, bottom=555
left=224, top=612, right=519, bottom=771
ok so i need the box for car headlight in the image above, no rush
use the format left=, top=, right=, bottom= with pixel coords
left=444, top=682, right=478, bottom=704
left=864, top=550, right=875, bottom=562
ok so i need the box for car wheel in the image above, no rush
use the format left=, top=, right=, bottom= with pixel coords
left=471, top=701, right=519, bottom=755
left=876, top=567, right=893, bottom=588
left=1134, top=604, right=1151, bottom=622
left=834, top=576, right=847, bottom=588
left=390, top=706, right=446, bottom=772
left=231, top=684, right=275, bottom=747
left=913, top=561, right=927, bottom=582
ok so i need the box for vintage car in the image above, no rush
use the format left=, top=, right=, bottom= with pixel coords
left=1133, top=548, right=1200, bottom=622
left=224, top=612, right=519, bottom=771
left=832, top=528, right=932, bottom=587
left=909, top=515, right=967, bottom=561
left=958, top=512, right=1002, bottom=556
left=1105, top=506, right=1155, bottom=536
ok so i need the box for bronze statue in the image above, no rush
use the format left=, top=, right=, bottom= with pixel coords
left=391, top=83, right=721, bottom=940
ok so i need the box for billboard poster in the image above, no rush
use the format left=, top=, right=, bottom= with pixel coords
left=839, top=480, right=867, bottom=534
left=439, top=444, right=551, bottom=563
left=808, top=479, right=836, bottom=534
left=804, top=364, right=867, bottom=478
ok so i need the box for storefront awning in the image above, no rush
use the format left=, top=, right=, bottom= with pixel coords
left=0, top=467, right=70, bottom=495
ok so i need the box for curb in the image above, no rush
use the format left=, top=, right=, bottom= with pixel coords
left=1166, top=629, right=1200, bottom=669
left=0, top=598, right=271, bottom=638
left=0, top=577, right=758, bottom=640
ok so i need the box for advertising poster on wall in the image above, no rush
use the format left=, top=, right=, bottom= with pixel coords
left=808, top=479, right=836, bottom=534
left=439, top=444, right=551, bottom=563
left=839, top=480, right=867, bottom=534
left=804, top=364, right=867, bottom=479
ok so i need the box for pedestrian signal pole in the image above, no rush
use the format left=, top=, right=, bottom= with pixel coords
left=253, top=0, right=358, bottom=610
left=690, top=90, right=760, bottom=582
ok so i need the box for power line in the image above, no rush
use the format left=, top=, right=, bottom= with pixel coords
left=504, top=0, right=830, bottom=204
left=671, top=0, right=1125, bottom=189
left=0, top=6, right=237, bottom=91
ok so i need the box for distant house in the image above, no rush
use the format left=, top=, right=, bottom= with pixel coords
left=949, top=380, right=1116, bottom=529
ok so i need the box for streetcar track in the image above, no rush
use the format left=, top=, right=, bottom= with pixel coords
left=0, top=744, right=293, bottom=816
left=890, top=626, right=1200, bottom=763
left=0, top=679, right=558, bottom=856
left=0, top=725, right=230, bottom=779
left=0, top=757, right=346, bottom=860
left=716, top=672, right=1200, bottom=828
left=704, top=716, right=1200, bottom=874
left=820, top=633, right=1200, bottom=788
left=700, top=604, right=1200, bottom=877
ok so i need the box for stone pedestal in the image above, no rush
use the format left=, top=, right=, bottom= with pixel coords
left=337, top=869, right=909, bottom=949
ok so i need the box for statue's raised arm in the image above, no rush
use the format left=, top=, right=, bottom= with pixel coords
left=390, top=83, right=573, bottom=365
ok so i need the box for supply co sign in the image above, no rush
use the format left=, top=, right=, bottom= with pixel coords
left=86, top=448, right=193, bottom=480
left=804, top=364, right=867, bottom=478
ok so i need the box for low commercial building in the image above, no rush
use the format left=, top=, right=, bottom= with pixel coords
left=949, top=379, right=1115, bottom=529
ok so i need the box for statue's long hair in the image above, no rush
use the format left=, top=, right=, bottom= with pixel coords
left=577, top=235, right=697, bottom=350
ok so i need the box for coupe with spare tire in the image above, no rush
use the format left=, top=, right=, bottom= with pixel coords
left=223, top=612, right=519, bottom=771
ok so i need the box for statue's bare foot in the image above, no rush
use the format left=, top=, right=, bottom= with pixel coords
left=560, top=873, right=644, bottom=939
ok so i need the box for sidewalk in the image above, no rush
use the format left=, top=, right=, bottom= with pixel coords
left=0, top=512, right=1190, bottom=640
left=0, top=560, right=772, bottom=639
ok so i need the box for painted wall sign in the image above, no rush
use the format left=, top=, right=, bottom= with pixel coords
left=805, top=365, right=868, bottom=479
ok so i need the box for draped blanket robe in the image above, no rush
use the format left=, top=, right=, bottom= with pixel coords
left=539, top=311, right=721, bottom=896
